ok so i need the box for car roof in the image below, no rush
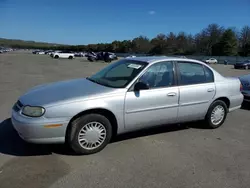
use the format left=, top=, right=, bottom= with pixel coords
left=126, top=56, right=202, bottom=64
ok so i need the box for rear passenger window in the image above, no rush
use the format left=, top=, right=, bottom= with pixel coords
left=177, top=62, right=206, bottom=85
left=204, top=66, right=214, bottom=82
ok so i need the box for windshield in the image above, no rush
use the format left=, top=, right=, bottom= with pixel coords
left=87, top=59, right=148, bottom=88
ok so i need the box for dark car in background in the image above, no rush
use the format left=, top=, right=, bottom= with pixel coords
left=239, top=74, right=250, bottom=103
left=86, top=51, right=117, bottom=62
left=234, top=60, right=250, bottom=70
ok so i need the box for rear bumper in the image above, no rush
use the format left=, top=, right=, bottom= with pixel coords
left=228, top=94, right=244, bottom=112
left=242, top=93, right=250, bottom=102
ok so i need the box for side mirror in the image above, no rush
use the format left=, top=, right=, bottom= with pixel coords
left=134, top=81, right=149, bottom=91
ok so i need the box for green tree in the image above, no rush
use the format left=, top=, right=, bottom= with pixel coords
left=149, top=34, right=168, bottom=55
left=239, top=26, right=250, bottom=56
left=131, top=36, right=152, bottom=54
left=216, top=29, right=238, bottom=56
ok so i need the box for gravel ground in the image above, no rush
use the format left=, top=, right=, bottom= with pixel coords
left=0, top=52, right=250, bottom=188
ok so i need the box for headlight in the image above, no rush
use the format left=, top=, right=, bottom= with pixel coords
left=22, top=106, right=45, bottom=117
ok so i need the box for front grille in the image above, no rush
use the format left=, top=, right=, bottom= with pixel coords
left=13, top=100, right=24, bottom=112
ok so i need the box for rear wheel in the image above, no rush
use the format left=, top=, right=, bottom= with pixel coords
left=205, top=100, right=228, bottom=129
left=68, top=56, right=73, bottom=59
left=67, top=114, right=112, bottom=155
left=54, top=55, right=59, bottom=59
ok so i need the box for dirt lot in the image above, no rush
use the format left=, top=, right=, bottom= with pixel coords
left=0, top=52, right=250, bottom=188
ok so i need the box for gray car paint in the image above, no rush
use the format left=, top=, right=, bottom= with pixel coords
left=11, top=57, right=244, bottom=144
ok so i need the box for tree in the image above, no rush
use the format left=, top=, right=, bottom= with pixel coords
left=195, top=24, right=224, bottom=55
left=215, top=29, right=238, bottom=56
left=131, top=36, right=152, bottom=54
left=165, top=32, right=177, bottom=54
left=149, top=34, right=168, bottom=54
left=1, top=24, right=250, bottom=56
left=239, top=26, right=250, bottom=56
left=175, top=32, right=188, bottom=54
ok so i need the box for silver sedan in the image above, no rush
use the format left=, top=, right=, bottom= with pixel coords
left=11, top=57, right=243, bottom=154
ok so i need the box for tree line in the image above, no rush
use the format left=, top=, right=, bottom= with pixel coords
left=1, top=24, right=250, bottom=56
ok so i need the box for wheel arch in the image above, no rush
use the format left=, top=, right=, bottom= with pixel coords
left=213, top=97, right=230, bottom=109
left=206, top=97, right=230, bottom=115
left=66, top=108, right=118, bottom=140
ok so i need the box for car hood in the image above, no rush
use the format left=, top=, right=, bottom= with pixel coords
left=19, top=78, right=116, bottom=106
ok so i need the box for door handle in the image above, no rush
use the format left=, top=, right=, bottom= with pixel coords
left=207, top=88, right=215, bottom=92
left=167, top=92, right=176, bottom=96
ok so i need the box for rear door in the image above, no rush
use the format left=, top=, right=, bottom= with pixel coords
left=176, top=61, right=216, bottom=122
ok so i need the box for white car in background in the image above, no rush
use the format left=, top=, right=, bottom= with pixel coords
left=126, top=55, right=136, bottom=58
left=205, top=58, right=218, bottom=64
left=37, top=51, right=45, bottom=55
left=51, top=50, right=75, bottom=59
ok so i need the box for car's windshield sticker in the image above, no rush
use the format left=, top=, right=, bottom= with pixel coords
left=127, top=64, right=142, bottom=69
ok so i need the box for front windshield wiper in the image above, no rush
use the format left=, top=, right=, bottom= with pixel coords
left=86, top=77, right=112, bottom=88
left=86, top=77, right=100, bottom=84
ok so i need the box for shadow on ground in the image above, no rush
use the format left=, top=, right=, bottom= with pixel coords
left=0, top=118, right=207, bottom=157
left=0, top=119, right=53, bottom=156
left=241, top=101, right=250, bottom=111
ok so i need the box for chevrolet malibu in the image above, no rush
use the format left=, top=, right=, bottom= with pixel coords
left=11, top=57, right=244, bottom=155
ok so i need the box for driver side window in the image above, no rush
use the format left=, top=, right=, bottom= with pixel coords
left=138, top=61, right=175, bottom=89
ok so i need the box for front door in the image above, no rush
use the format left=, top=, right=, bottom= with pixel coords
left=124, top=61, right=179, bottom=131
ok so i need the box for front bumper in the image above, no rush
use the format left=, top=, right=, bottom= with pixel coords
left=11, top=110, right=69, bottom=144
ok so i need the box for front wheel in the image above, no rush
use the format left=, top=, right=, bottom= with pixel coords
left=205, top=100, right=228, bottom=129
left=67, top=114, right=112, bottom=155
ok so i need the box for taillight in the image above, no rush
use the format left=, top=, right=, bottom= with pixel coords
left=240, top=83, right=243, bottom=91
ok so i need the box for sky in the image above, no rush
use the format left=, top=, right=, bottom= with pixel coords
left=0, top=0, right=249, bottom=45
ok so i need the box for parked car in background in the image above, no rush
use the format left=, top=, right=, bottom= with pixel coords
left=0, top=47, right=13, bottom=53
left=37, top=51, right=45, bottom=55
left=32, top=50, right=40, bottom=54
left=126, top=55, right=136, bottom=58
left=74, top=52, right=86, bottom=57
left=239, top=74, right=250, bottom=102
left=51, top=50, right=75, bottom=59
left=179, top=56, right=187, bottom=58
left=44, top=50, right=54, bottom=55
left=234, top=60, right=250, bottom=70
left=108, top=52, right=118, bottom=60
left=204, top=58, right=218, bottom=64
left=11, top=56, right=243, bottom=155
left=86, top=51, right=117, bottom=62
left=47, top=51, right=54, bottom=55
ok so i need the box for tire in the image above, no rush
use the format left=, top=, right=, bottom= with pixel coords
left=54, top=55, right=59, bottom=59
left=67, top=114, right=112, bottom=155
left=68, top=56, right=73, bottom=59
left=205, top=100, right=228, bottom=129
